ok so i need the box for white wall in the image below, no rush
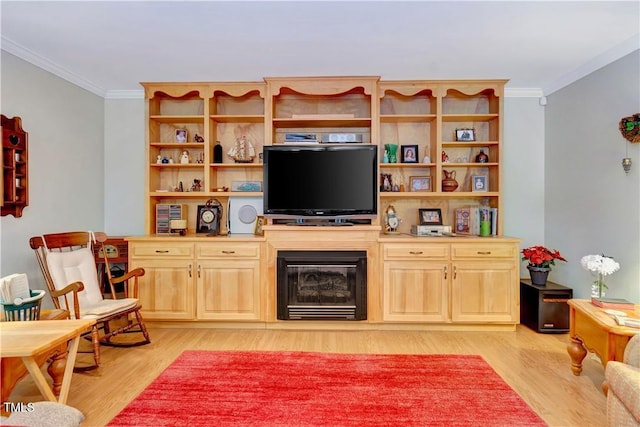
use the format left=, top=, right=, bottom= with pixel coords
left=104, top=98, right=145, bottom=235
left=503, top=97, right=546, bottom=248
left=0, top=51, right=104, bottom=292
left=545, top=51, right=640, bottom=301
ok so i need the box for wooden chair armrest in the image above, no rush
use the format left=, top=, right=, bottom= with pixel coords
left=110, top=267, right=145, bottom=285
left=110, top=268, right=145, bottom=299
left=50, top=281, right=83, bottom=319
left=49, top=281, right=84, bottom=298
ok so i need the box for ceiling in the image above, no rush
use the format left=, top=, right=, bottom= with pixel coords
left=1, top=1, right=639, bottom=98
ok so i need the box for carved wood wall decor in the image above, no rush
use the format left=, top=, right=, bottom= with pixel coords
left=619, top=113, right=640, bottom=143
left=1, top=115, right=29, bottom=217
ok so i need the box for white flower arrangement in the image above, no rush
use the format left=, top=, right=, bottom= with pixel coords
left=580, top=254, right=620, bottom=297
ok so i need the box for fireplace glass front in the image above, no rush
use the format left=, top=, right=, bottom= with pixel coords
left=277, top=250, right=367, bottom=320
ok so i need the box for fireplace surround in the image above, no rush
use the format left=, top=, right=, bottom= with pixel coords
left=277, top=250, right=367, bottom=320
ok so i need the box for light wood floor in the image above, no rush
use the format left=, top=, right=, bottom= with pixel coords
left=8, top=325, right=607, bottom=426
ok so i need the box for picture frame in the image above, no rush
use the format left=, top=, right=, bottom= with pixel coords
left=380, top=173, right=393, bottom=192
left=419, top=208, right=443, bottom=225
left=409, top=176, right=432, bottom=192
left=472, top=175, right=488, bottom=192
left=176, top=129, right=188, bottom=143
left=401, top=144, right=419, bottom=163
left=455, top=128, right=475, bottom=141
left=254, top=215, right=264, bottom=236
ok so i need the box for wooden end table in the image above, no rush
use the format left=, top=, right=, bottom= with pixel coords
left=567, top=299, right=640, bottom=375
left=0, top=318, right=95, bottom=407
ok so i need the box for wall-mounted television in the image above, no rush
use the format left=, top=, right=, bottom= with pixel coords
left=263, top=145, right=378, bottom=221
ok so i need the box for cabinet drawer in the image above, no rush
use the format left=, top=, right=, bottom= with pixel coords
left=197, top=243, right=260, bottom=259
left=383, top=243, right=449, bottom=260
left=130, top=242, right=194, bottom=258
left=451, top=243, right=516, bottom=259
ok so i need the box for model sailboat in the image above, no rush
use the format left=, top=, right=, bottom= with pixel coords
left=227, top=135, right=256, bottom=163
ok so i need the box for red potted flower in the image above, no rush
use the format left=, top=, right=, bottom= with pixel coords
left=521, top=245, right=567, bottom=286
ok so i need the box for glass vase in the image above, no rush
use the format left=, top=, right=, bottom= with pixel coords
left=384, top=144, right=398, bottom=163
left=591, top=274, right=605, bottom=298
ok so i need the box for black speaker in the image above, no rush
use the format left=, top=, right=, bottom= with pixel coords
left=520, top=280, right=573, bottom=333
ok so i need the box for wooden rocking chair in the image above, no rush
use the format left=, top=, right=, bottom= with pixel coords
left=30, top=231, right=150, bottom=370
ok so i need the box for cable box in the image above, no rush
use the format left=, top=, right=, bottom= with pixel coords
left=411, top=225, right=452, bottom=236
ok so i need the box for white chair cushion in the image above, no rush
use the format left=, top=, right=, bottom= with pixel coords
left=45, top=247, right=103, bottom=317
left=81, top=297, right=139, bottom=318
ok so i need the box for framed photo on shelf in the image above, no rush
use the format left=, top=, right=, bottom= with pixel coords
left=176, top=129, right=188, bottom=143
left=409, top=176, right=432, bottom=192
left=401, top=145, right=419, bottom=163
left=455, top=128, right=475, bottom=141
left=472, top=175, right=488, bottom=192
left=254, top=216, right=264, bottom=236
left=419, top=208, right=443, bottom=225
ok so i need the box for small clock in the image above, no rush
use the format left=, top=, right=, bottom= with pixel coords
left=197, top=199, right=222, bottom=235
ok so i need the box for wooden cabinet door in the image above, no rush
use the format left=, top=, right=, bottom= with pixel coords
left=383, top=260, right=449, bottom=322
left=196, top=259, right=261, bottom=321
left=451, top=261, right=518, bottom=323
left=130, top=259, right=194, bottom=320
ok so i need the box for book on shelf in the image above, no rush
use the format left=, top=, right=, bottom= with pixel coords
left=455, top=206, right=498, bottom=236
left=591, top=297, right=635, bottom=310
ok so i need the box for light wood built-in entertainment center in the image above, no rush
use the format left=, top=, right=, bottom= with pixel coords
left=128, top=77, right=521, bottom=330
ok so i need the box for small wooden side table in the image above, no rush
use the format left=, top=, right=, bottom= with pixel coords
left=0, top=318, right=95, bottom=406
left=567, top=299, right=640, bottom=375
left=1, top=309, right=69, bottom=407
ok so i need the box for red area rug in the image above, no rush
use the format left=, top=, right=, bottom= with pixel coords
left=108, top=351, right=546, bottom=426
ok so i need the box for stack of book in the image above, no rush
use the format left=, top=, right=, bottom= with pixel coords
left=454, top=206, right=498, bottom=236
left=591, top=297, right=635, bottom=310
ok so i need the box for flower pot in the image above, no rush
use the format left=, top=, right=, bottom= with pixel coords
left=527, top=265, right=550, bottom=286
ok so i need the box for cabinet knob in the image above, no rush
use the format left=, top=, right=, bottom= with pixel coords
left=198, top=264, right=201, bottom=278
left=222, top=250, right=236, bottom=254
left=409, top=251, right=423, bottom=255
left=477, top=251, right=492, bottom=255
left=155, top=250, right=169, bottom=253
left=188, top=264, right=192, bottom=278
left=444, top=266, right=447, bottom=280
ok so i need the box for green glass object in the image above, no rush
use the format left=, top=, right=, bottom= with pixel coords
left=384, top=144, right=398, bottom=163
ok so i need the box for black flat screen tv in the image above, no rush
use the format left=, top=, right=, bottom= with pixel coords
left=263, top=145, right=378, bottom=220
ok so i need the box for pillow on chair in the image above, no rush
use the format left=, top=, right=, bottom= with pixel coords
left=45, top=247, right=137, bottom=318
left=46, top=247, right=102, bottom=316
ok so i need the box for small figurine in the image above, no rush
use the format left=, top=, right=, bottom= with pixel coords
left=384, top=205, right=401, bottom=234
left=161, top=157, right=169, bottom=164
left=156, top=155, right=163, bottom=164
left=193, top=134, right=205, bottom=143
left=191, top=179, right=202, bottom=192
left=180, top=150, right=190, bottom=164
left=442, top=150, right=449, bottom=163
left=422, top=147, right=431, bottom=164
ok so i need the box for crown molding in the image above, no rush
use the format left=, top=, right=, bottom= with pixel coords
left=543, top=34, right=640, bottom=96
left=504, top=88, right=544, bottom=98
left=2, top=36, right=107, bottom=97
left=105, top=90, right=144, bottom=100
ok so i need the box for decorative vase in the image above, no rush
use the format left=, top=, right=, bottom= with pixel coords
left=527, top=265, right=550, bottom=286
left=591, top=273, right=606, bottom=298
left=442, top=170, right=459, bottom=192
left=384, top=144, right=398, bottom=163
